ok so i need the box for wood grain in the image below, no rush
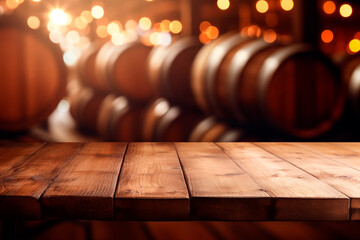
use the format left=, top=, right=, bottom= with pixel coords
left=258, top=142, right=359, bottom=220
left=175, top=142, right=271, bottom=220
left=42, top=142, right=126, bottom=220
left=115, top=142, right=189, bottom=220
left=0, top=143, right=82, bottom=219
left=218, top=142, right=349, bottom=221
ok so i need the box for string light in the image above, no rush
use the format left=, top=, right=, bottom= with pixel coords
left=169, top=20, right=182, bottom=34
left=256, top=0, right=269, bottom=14
left=199, top=21, right=211, bottom=32
left=349, top=39, right=360, bottom=53
left=91, top=5, right=104, bottom=19
left=199, top=32, right=210, bottom=44
left=80, top=10, right=93, bottom=24
left=139, top=17, right=152, bottom=30
left=27, top=16, right=40, bottom=29
left=206, top=26, right=219, bottom=39
left=323, top=1, right=336, bottom=14
left=160, top=20, right=171, bottom=32
left=280, top=0, right=294, bottom=11
left=96, top=25, right=108, bottom=38
left=263, top=29, right=277, bottom=43
left=217, top=0, right=230, bottom=10
left=49, top=9, right=68, bottom=25
left=339, top=4, right=352, bottom=18
left=321, top=29, right=334, bottom=43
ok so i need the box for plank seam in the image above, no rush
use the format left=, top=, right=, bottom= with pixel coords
left=173, top=142, right=192, bottom=220
left=253, top=142, right=351, bottom=221
left=113, top=142, right=129, bottom=220
left=39, top=143, right=86, bottom=219
left=214, top=142, right=276, bottom=220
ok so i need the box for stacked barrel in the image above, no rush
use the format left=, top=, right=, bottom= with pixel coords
left=68, top=30, right=348, bottom=141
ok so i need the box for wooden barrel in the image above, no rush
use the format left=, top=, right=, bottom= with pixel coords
left=142, top=98, right=203, bottom=141
left=97, top=94, right=144, bottom=141
left=348, top=63, right=360, bottom=116
left=147, top=37, right=202, bottom=109
left=0, top=16, right=67, bottom=131
left=68, top=86, right=106, bottom=135
left=77, top=42, right=108, bottom=93
left=224, top=42, right=344, bottom=138
left=96, top=41, right=154, bottom=103
left=188, top=116, right=243, bottom=142
left=191, top=32, right=252, bottom=115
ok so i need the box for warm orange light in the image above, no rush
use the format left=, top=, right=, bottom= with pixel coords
left=217, top=0, right=230, bottom=10
left=107, top=21, right=121, bottom=35
left=349, top=39, right=360, bottom=53
left=32, top=0, right=41, bottom=2
left=323, top=1, right=336, bottom=14
left=112, top=32, right=126, bottom=46
left=280, top=0, right=294, bottom=11
left=256, top=0, right=269, bottom=14
left=75, top=17, right=87, bottom=29
left=50, top=9, right=68, bottom=25
left=80, top=10, right=93, bottom=24
left=321, top=30, right=334, bottom=43
left=248, top=25, right=261, bottom=37
left=169, top=20, right=182, bottom=34
left=6, top=0, right=19, bottom=9
left=91, top=5, right=104, bottom=19
left=263, top=29, right=277, bottom=43
left=199, top=32, right=210, bottom=44
left=67, top=30, right=80, bottom=44
left=125, top=20, right=137, bottom=30
left=153, top=22, right=161, bottom=32
left=27, top=16, right=40, bottom=29
left=96, top=25, right=108, bottom=38
left=206, top=26, right=219, bottom=39
left=150, top=32, right=161, bottom=45
left=160, top=20, right=171, bottom=32
left=339, top=4, right=352, bottom=18
left=199, top=21, right=211, bottom=32
left=139, top=17, right=152, bottom=30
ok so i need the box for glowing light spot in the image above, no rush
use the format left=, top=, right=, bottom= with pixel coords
left=80, top=10, right=93, bottom=24
left=321, top=29, right=334, bottom=43
left=248, top=25, right=261, bottom=37
left=63, top=49, right=79, bottom=66
left=150, top=32, right=161, bottom=45
left=206, top=26, right=219, bottom=39
left=125, top=20, right=137, bottom=30
left=349, top=39, right=360, bottom=53
left=153, top=22, right=161, bottom=32
left=50, top=9, right=68, bottom=25
left=199, top=21, right=211, bottom=32
left=91, top=5, right=104, bottom=19
left=323, top=1, right=336, bottom=14
left=6, top=0, right=19, bottom=10
left=96, top=25, right=108, bottom=38
left=112, top=32, right=126, bottom=45
left=27, top=16, right=40, bottom=29
left=217, top=0, right=230, bottom=10
left=280, top=0, right=294, bottom=11
left=32, top=0, right=41, bottom=2
left=139, top=17, right=151, bottom=30
left=256, top=0, right=269, bottom=14
left=169, top=20, right=182, bottom=34
left=199, top=32, right=210, bottom=44
left=66, top=30, right=80, bottom=44
left=263, top=29, right=277, bottom=43
left=0, top=6, right=4, bottom=15
left=49, top=30, right=63, bottom=43
left=75, top=17, right=87, bottom=29
left=160, top=19, right=171, bottom=32
left=340, top=4, right=352, bottom=18
left=159, top=32, right=172, bottom=46
left=107, top=21, right=121, bottom=35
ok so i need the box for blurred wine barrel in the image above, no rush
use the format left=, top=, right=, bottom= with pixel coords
left=96, top=41, right=154, bottom=102
left=188, top=116, right=243, bottom=142
left=191, top=32, right=252, bottom=115
left=347, top=63, right=360, bottom=116
left=68, top=86, right=106, bottom=135
left=97, top=95, right=144, bottom=141
left=148, top=37, right=202, bottom=108
left=77, top=42, right=108, bottom=93
left=227, top=43, right=344, bottom=138
left=142, top=98, right=203, bottom=141
left=0, top=16, right=67, bottom=131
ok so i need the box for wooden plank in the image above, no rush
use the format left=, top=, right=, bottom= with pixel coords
left=115, top=142, right=189, bottom=220
left=217, top=142, right=349, bottom=221
left=0, top=143, right=82, bottom=220
left=175, top=142, right=271, bottom=221
left=42, top=142, right=126, bottom=220
left=0, top=142, right=44, bottom=179
left=295, top=142, right=360, bottom=172
left=258, top=142, right=360, bottom=220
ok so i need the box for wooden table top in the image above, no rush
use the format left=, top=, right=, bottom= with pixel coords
left=0, top=142, right=360, bottom=221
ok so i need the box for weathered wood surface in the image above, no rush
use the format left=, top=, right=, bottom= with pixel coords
left=217, top=142, right=349, bottom=220
left=42, top=142, right=126, bottom=220
left=115, top=143, right=189, bottom=220
left=175, top=142, right=271, bottom=220
left=0, top=142, right=358, bottom=221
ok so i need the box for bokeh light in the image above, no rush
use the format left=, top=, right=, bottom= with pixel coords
left=339, top=4, right=352, bottom=18
left=256, top=0, right=269, bottom=14
left=323, top=1, right=336, bottom=14
left=321, top=29, right=334, bottom=43
left=91, top=5, right=104, bottom=19
left=27, top=16, right=40, bottom=29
